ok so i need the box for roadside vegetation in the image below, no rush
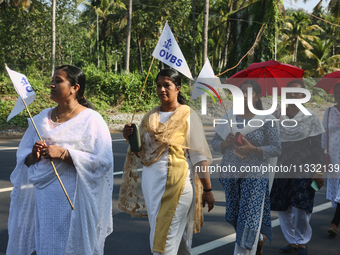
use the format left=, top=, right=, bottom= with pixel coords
left=0, top=0, right=338, bottom=129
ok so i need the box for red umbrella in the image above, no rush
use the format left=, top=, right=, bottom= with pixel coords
left=314, top=71, right=340, bottom=94
left=226, top=60, right=305, bottom=96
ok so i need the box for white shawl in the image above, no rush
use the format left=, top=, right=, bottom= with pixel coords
left=7, top=108, right=114, bottom=255
left=273, top=108, right=325, bottom=142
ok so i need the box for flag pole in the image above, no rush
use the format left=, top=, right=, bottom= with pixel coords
left=21, top=98, right=75, bottom=210
left=130, top=57, right=155, bottom=125
left=5, top=64, right=74, bottom=210
left=220, top=96, right=233, bottom=134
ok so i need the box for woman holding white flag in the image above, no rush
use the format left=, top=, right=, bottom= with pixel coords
left=7, top=65, right=114, bottom=255
left=322, top=83, right=340, bottom=237
left=119, top=68, right=214, bottom=255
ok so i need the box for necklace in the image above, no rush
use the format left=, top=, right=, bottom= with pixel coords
left=55, top=103, right=79, bottom=123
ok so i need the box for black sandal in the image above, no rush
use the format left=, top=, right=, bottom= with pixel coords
left=279, top=244, right=298, bottom=253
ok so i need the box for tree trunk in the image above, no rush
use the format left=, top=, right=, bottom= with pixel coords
left=115, top=50, right=118, bottom=73
left=221, top=1, right=233, bottom=72
left=294, top=36, right=299, bottom=62
left=104, top=36, right=107, bottom=70
left=51, top=0, right=56, bottom=77
left=113, top=34, right=117, bottom=73
left=274, top=15, right=277, bottom=60
left=137, top=36, right=143, bottom=73
left=97, top=9, right=99, bottom=68
left=217, top=47, right=223, bottom=73
left=103, top=19, right=108, bottom=70
left=117, top=30, right=120, bottom=73
left=192, top=0, right=196, bottom=78
left=202, top=0, right=209, bottom=67
left=125, top=0, right=132, bottom=73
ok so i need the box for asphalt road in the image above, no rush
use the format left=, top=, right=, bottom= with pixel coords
left=0, top=130, right=339, bottom=255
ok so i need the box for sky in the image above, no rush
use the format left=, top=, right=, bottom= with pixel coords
left=282, top=0, right=329, bottom=13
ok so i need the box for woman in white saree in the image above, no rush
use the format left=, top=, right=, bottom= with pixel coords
left=6, top=65, right=114, bottom=255
left=322, top=82, right=340, bottom=236
left=120, top=69, right=215, bottom=255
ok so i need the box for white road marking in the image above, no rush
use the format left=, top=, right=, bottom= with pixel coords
left=113, top=168, right=143, bottom=176
left=0, top=149, right=333, bottom=255
left=0, top=135, right=216, bottom=150
left=112, top=157, right=222, bottom=176
left=0, top=147, right=18, bottom=151
left=213, top=157, right=222, bottom=161
left=0, top=187, right=13, bottom=193
left=192, top=202, right=333, bottom=254
left=0, top=139, right=127, bottom=151
left=0, top=157, right=223, bottom=192
left=112, top=139, right=127, bottom=142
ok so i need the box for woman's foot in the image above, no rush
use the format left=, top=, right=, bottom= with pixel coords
left=279, top=244, right=298, bottom=253
left=328, top=223, right=338, bottom=236
left=297, top=244, right=308, bottom=255
left=256, top=234, right=266, bottom=255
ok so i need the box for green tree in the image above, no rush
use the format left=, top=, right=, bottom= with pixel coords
left=0, top=1, right=91, bottom=72
left=280, top=11, right=323, bottom=62
left=328, top=0, right=340, bottom=23
left=79, top=0, right=126, bottom=70
left=0, top=0, right=40, bottom=12
left=304, top=37, right=340, bottom=77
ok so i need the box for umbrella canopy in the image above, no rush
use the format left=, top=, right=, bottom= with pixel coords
left=226, top=60, right=305, bottom=96
left=314, top=71, right=340, bottom=94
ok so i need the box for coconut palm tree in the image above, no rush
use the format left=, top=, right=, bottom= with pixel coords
left=304, top=38, right=340, bottom=77
left=280, top=11, right=323, bottom=62
left=328, top=0, right=340, bottom=23
left=79, top=0, right=126, bottom=69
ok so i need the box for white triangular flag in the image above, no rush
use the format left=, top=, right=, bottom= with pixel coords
left=6, top=66, right=36, bottom=122
left=191, top=58, right=221, bottom=100
left=152, top=22, right=194, bottom=80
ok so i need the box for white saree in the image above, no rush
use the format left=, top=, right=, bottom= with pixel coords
left=143, top=111, right=207, bottom=254
left=118, top=105, right=212, bottom=254
left=7, top=108, right=114, bottom=255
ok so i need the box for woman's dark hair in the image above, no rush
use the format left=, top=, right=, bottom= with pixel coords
left=55, top=65, right=94, bottom=109
left=240, top=80, right=263, bottom=110
left=156, top=68, right=187, bottom=105
left=287, top=79, right=305, bottom=88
